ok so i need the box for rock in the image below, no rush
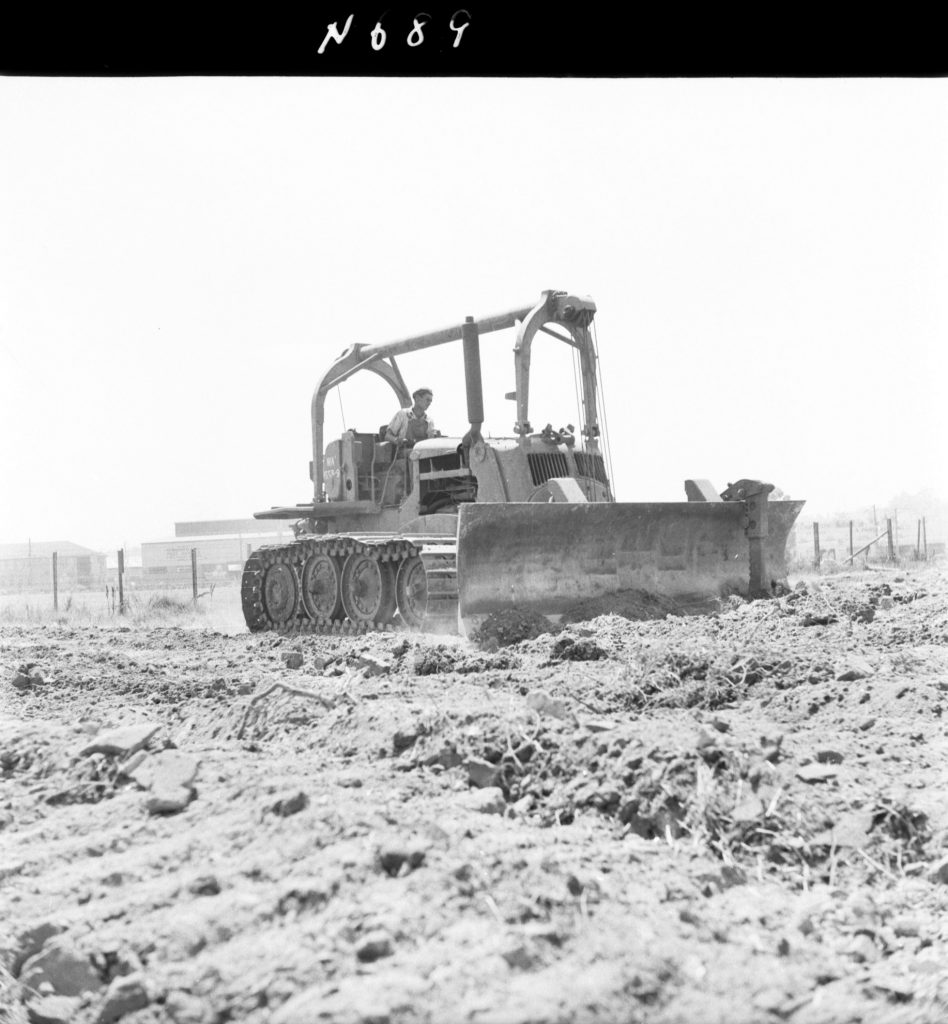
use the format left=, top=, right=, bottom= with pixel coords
left=80, top=723, right=159, bottom=758
left=281, top=652, right=304, bottom=670
left=392, top=728, right=419, bottom=753
left=816, top=750, right=844, bottom=764
left=461, top=787, right=506, bottom=815
left=269, top=791, right=309, bottom=817
left=97, top=973, right=149, bottom=1023
left=11, top=670, right=33, bottom=691
left=796, top=763, right=839, bottom=784
left=356, top=930, right=393, bottom=962
left=525, top=690, right=574, bottom=723
left=501, top=944, right=537, bottom=970
left=356, top=653, right=392, bottom=676
left=835, top=656, right=874, bottom=682
left=20, top=942, right=104, bottom=997
left=130, top=750, right=198, bottom=794
left=928, top=857, right=948, bottom=884
left=891, top=915, right=921, bottom=937
left=187, top=875, right=221, bottom=896
left=879, top=596, right=895, bottom=610
left=25, top=994, right=82, bottom=1024
left=377, top=842, right=427, bottom=877
left=12, top=920, right=68, bottom=975
left=858, top=717, right=877, bottom=732
left=164, top=990, right=212, bottom=1024
left=146, top=787, right=194, bottom=815
left=29, top=668, right=45, bottom=685
left=133, top=750, right=199, bottom=815
left=465, top=757, right=501, bottom=789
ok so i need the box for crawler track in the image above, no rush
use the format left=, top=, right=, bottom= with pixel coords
left=241, top=534, right=458, bottom=635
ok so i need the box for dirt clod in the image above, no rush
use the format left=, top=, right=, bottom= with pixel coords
left=471, top=608, right=555, bottom=647
left=266, top=791, right=306, bottom=818
left=549, top=636, right=608, bottom=662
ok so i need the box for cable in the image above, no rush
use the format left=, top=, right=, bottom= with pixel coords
left=336, top=385, right=347, bottom=432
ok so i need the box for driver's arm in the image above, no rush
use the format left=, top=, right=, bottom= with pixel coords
left=385, top=410, right=405, bottom=444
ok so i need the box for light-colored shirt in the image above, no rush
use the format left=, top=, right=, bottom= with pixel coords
left=387, top=408, right=436, bottom=442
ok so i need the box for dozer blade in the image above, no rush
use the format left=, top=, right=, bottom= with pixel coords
left=456, top=500, right=805, bottom=635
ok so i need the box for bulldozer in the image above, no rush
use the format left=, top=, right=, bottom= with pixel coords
left=241, top=289, right=804, bottom=635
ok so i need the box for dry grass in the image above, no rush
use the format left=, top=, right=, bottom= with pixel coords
left=0, top=586, right=245, bottom=633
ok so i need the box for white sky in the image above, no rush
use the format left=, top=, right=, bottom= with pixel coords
left=1, top=77, right=946, bottom=551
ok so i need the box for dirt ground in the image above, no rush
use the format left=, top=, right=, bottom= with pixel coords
left=2, top=564, right=948, bottom=1024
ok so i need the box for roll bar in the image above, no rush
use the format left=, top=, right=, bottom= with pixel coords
left=309, top=290, right=599, bottom=502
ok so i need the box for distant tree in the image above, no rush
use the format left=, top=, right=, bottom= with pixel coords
left=888, top=488, right=947, bottom=516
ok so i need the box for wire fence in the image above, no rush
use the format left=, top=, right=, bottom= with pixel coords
left=803, top=515, right=942, bottom=570
left=0, top=548, right=238, bottom=612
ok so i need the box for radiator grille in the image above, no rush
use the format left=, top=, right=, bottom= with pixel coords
left=527, top=452, right=570, bottom=486
left=419, top=452, right=463, bottom=473
left=574, top=452, right=609, bottom=485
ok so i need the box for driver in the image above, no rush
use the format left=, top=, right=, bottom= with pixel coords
left=385, top=387, right=439, bottom=445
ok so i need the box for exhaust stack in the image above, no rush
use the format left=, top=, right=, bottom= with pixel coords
left=462, top=315, right=484, bottom=446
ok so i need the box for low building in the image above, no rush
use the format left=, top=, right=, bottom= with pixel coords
left=141, top=524, right=295, bottom=584
left=0, top=541, right=107, bottom=592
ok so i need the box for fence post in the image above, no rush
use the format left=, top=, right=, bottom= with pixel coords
left=812, top=523, right=821, bottom=568
left=923, top=517, right=928, bottom=561
left=849, top=521, right=854, bottom=562
left=916, top=520, right=922, bottom=560
left=191, top=548, right=198, bottom=604
left=886, top=519, right=895, bottom=562
left=117, top=549, right=125, bottom=614
left=52, top=552, right=58, bottom=611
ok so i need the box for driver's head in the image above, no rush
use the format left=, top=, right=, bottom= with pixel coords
left=412, top=387, right=433, bottom=410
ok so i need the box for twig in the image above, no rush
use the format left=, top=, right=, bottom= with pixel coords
left=857, top=848, right=899, bottom=883
left=481, top=893, right=504, bottom=924
left=237, top=682, right=337, bottom=740
left=810, top=583, right=840, bottom=619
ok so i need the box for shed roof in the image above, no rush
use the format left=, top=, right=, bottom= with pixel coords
left=0, top=541, right=105, bottom=560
